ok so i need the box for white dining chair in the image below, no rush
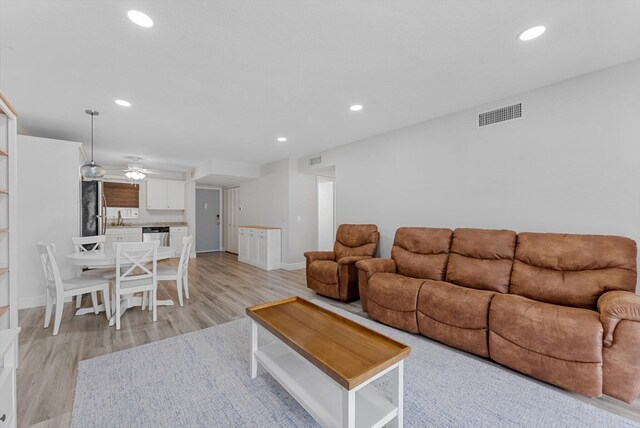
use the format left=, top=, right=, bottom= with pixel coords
left=37, top=242, right=112, bottom=336
left=71, top=235, right=111, bottom=309
left=157, top=236, right=192, bottom=306
left=113, top=241, right=159, bottom=330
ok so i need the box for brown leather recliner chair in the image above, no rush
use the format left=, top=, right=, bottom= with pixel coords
left=304, top=224, right=379, bottom=302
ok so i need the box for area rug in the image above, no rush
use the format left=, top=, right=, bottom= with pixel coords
left=71, top=301, right=639, bottom=428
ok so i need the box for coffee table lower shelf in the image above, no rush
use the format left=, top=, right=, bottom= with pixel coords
left=254, top=339, right=399, bottom=428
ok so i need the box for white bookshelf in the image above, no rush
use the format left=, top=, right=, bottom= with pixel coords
left=0, top=92, right=18, bottom=331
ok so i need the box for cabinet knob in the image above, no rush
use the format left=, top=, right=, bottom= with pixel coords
left=0, top=414, right=6, bottom=422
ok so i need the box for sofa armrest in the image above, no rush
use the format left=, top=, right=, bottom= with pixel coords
left=303, top=251, right=335, bottom=264
left=337, top=255, right=372, bottom=266
left=355, top=258, right=397, bottom=275
left=598, top=290, right=640, bottom=347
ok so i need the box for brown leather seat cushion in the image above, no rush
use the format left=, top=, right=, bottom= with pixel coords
left=445, top=228, right=516, bottom=293
left=511, top=232, right=637, bottom=309
left=489, top=294, right=603, bottom=396
left=417, top=280, right=496, bottom=357
left=367, top=273, right=424, bottom=333
left=308, top=260, right=339, bottom=285
left=391, top=227, right=452, bottom=280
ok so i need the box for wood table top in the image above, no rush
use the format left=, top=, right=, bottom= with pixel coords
left=246, top=296, right=410, bottom=390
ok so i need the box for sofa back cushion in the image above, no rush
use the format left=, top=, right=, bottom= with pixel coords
left=391, top=227, right=452, bottom=280
left=333, top=224, right=379, bottom=260
left=445, top=228, right=517, bottom=293
left=511, top=232, right=637, bottom=309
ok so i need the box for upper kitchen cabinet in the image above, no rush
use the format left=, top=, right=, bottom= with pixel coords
left=103, top=182, right=139, bottom=208
left=147, top=179, right=185, bottom=210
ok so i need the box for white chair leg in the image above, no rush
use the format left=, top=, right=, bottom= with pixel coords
left=141, top=291, right=147, bottom=310
left=183, top=272, right=190, bottom=299
left=152, top=286, right=157, bottom=322
left=176, top=277, right=184, bottom=307
left=44, top=292, right=53, bottom=328
left=75, top=294, right=82, bottom=308
left=102, top=286, right=111, bottom=319
left=53, top=296, right=64, bottom=336
left=115, top=292, right=121, bottom=331
left=91, top=291, right=99, bottom=314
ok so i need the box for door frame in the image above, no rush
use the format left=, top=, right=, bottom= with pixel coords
left=316, top=176, right=336, bottom=250
left=195, top=185, right=223, bottom=253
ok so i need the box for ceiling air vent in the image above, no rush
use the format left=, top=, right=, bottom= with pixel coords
left=478, top=102, right=522, bottom=128
left=309, top=156, right=322, bottom=167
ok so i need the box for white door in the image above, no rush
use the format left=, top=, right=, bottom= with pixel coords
left=166, top=181, right=185, bottom=210
left=146, top=181, right=167, bottom=209
left=258, top=233, right=268, bottom=266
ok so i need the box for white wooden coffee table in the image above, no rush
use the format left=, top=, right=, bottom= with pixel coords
left=247, top=297, right=410, bottom=428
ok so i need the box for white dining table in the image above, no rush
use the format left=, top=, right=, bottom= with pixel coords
left=67, top=246, right=178, bottom=320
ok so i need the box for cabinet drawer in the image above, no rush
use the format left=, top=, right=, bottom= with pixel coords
left=0, top=368, right=14, bottom=427
left=170, top=227, right=188, bottom=233
left=106, top=228, right=142, bottom=236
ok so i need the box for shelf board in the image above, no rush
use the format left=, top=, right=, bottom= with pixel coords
left=0, top=189, right=8, bottom=195
left=0, top=306, right=8, bottom=318
left=0, top=149, right=7, bottom=157
left=0, top=268, right=8, bottom=275
left=0, top=229, right=8, bottom=233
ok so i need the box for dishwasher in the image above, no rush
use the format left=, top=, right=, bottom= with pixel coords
left=142, top=226, right=170, bottom=246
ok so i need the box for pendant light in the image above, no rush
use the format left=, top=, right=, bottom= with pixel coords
left=80, top=109, right=106, bottom=180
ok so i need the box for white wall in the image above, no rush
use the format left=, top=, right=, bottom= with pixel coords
left=235, top=157, right=317, bottom=268
left=317, top=178, right=335, bottom=251
left=17, top=136, right=82, bottom=308
left=301, top=59, right=640, bottom=264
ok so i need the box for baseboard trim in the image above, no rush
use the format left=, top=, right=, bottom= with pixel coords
left=280, top=261, right=306, bottom=271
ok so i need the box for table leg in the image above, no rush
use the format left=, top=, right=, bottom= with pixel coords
left=250, top=321, right=258, bottom=378
left=75, top=303, right=106, bottom=316
left=391, top=360, right=404, bottom=428
left=342, top=388, right=355, bottom=428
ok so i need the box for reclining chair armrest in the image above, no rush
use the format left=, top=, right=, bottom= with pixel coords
left=598, top=290, right=640, bottom=347
left=303, top=251, right=336, bottom=264
left=337, top=255, right=372, bottom=265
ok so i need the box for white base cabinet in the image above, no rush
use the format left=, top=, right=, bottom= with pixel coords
left=0, top=329, right=19, bottom=428
left=105, top=228, right=143, bottom=249
left=238, top=227, right=281, bottom=270
left=169, top=227, right=189, bottom=254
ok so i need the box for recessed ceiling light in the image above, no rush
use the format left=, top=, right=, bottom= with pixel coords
left=517, top=25, right=546, bottom=41
left=277, top=137, right=287, bottom=142
left=350, top=104, right=363, bottom=112
left=127, top=10, right=154, bottom=28
left=115, top=99, right=131, bottom=107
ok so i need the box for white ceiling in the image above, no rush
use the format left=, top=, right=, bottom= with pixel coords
left=1, top=1, right=640, bottom=173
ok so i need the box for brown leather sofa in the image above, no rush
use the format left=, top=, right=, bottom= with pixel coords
left=304, top=224, right=379, bottom=302
left=356, top=227, right=640, bottom=403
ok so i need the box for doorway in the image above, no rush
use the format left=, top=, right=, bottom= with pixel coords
left=195, top=188, right=221, bottom=253
left=317, top=177, right=335, bottom=251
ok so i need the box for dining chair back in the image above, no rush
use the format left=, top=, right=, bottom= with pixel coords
left=72, top=235, right=106, bottom=253
left=157, top=236, right=192, bottom=306
left=113, top=241, right=159, bottom=330
left=37, top=242, right=111, bottom=335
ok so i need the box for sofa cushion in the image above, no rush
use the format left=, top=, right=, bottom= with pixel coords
left=445, top=228, right=516, bottom=293
left=490, top=294, right=603, bottom=363
left=391, top=227, right=452, bottom=280
left=511, top=232, right=637, bottom=309
left=367, top=273, right=424, bottom=333
left=308, top=260, right=339, bottom=285
left=417, top=279, right=497, bottom=356
left=333, top=224, right=379, bottom=260
left=489, top=294, right=604, bottom=397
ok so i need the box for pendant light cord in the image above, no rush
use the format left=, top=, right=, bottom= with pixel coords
left=90, top=113, right=94, bottom=162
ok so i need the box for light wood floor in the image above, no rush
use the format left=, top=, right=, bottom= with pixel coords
left=16, top=252, right=640, bottom=427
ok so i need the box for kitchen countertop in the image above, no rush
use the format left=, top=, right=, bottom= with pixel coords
left=238, top=225, right=281, bottom=230
left=106, top=222, right=188, bottom=229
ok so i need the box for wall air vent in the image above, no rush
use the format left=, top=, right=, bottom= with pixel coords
left=309, top=156, right=322, bottom=167
left=478, top=102, right=522, bottom=128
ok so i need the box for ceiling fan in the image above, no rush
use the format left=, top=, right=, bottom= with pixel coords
left=122, top=156, right=158, bottom=180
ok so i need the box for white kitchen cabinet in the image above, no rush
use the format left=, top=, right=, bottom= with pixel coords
left=238, top=227, right=281, bottom=270
left=146, top=180, right=185, bottom=210
left=169, top=227, right=189, bottom=254
left=105, top=227, right=142, bottom=249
